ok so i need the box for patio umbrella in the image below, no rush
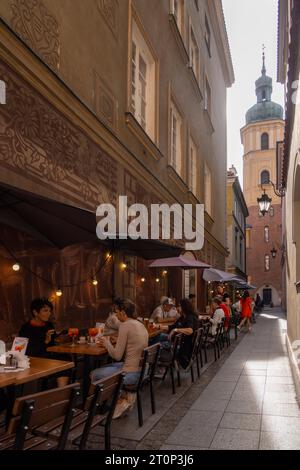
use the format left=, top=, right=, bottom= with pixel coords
left=148, top=255, right=210, bottom=269
left=202, top=268, right=240, bottom=282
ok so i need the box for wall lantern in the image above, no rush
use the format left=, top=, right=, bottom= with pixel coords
left=257, top=190, right=272, bottom=216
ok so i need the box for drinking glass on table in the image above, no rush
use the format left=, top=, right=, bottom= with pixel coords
left=88, top=328, right=98, bottom=343
left=68, top=328, right=79, bottom=346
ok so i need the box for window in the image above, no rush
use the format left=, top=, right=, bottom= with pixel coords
left=204, top=76, right=212, bottom=115
left=204, top=163, right=212, bottom=215
left=261, top=170, right=270, bottom=185
left=246, top=228, right=251, bottom=248
left=262, top=90, right=266, bottom=101
left=172, top=0, right=184, bottom=35
left=261, top=133, right=269, bottom=150
left=170, top=100, right=183, bottom=176
left=269, top=206, right=274, bottom=217
left=189, top=138, right=197, bottom=195
left=131, top=20, right=156, bottom=140
left=265, top=254, right=270, bottom=271
left=264, top=226, right=269, bottom=243
left=205, top=14, right=211, bottom=55
left=190, top=28, right=200, bottom=82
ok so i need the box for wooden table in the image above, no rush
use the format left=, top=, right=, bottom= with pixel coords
left=0, top=357, right=74, bottom=389
left=0, top=357, right=74, bottom=429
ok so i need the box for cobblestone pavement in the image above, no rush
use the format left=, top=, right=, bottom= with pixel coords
left=76, top=324, right=246, bottom=450
left=160, top=308, right=300, bottom=450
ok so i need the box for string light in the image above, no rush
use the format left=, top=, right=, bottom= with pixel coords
left=141, top=277, right=146, bottom=283
left=163, top=270, right=168, bottom=275
left=12, top=263, right=20, bottom=271
left=121, top=262, right=127, bottom=270
left=155, top=278, right=160, bottom=283
left=55, top=289, right=63, bottom=297
left=92, top=279, right=98, bottom=286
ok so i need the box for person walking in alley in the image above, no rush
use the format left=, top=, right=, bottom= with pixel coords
left=237, top=290, right=252, bottom=332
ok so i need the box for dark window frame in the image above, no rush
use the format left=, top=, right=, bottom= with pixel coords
left=261, top=132, right=269, bottom=150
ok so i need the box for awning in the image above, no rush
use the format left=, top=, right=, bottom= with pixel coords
left=0, top=183, right=182, bottom=259
left=202, top=268, right=240, bottom=282
left=148, top=255, right=210, bottom=269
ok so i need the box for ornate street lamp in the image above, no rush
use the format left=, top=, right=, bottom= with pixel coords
left=271, top=247, right=277, bottom=259
left=257, top=190, right=272, bottom=216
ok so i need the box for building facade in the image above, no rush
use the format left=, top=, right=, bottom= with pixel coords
left=241, top=55, right=284, bottom=306
left=0, top=0, right=234, bottom=339
left=226, top=165, right=248, bottom=280
left=277, top=0, right=300, bottom=400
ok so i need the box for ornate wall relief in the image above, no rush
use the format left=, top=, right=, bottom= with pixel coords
left=10, top=0, right=60, bottom=70
left=96, top=0, right=119, bottom=39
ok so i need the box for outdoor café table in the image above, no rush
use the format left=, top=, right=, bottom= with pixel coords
left=0, top=357, right=74, bottom=428
left=47, top=342, right=111, bottom=400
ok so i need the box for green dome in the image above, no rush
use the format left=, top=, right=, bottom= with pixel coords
left=245, top=52, right=283, bottom=124
left=246, top=101, right=283, bottom=124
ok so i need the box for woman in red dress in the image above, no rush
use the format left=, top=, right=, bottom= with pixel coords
left=237, top=291, right=252, bottom=332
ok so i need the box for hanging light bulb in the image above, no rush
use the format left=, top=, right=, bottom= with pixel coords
left=163, top=270, right=168, bottom=275
left=141, top=277, right=146, bottom=283
left=106, top=252, right=111, bottom=259
left=155, top=278, right=160, bottom=283
left=92, top=278, right=98, bottom=286
left=55, top=288, right=63, bottom=297
left=12, top=263, right=20, bottom=271
left=121, top=262, right=127, bottom=270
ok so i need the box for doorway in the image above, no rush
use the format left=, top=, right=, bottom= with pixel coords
left=263, top=288, right=272, bottom=305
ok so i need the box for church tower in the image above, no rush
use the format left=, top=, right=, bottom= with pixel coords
left=241, top=51, right=284, bottom=306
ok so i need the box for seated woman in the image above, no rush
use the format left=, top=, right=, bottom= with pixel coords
left=91, top=298, right=148, bottom=418
left=155, top=298, right=198, bottom=370
left=19, top=297, right=69, bottom=387
left=103, top=298, right=121, bottom=336
left=19, top=297, right=56, bottom=357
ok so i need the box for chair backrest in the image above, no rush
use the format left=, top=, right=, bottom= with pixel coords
left=79, top=371, right=123, bottom=448
left=8, top=383, right=81, bottom=450
left=196, top=327, right=204, bottom=354
left=202, top=322, right=211, bottom=343
left=137, top=343, right=161, bottom=387
left=172, top=333, right=183, bottom=362
left=190, top=329, right=201, bottom=361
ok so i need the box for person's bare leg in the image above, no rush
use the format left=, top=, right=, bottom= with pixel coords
left=238, top=317, right=246, bottom=329
left=57, top=376, right=69, bottom=388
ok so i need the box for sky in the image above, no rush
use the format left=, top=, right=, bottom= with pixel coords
left=222, top=0, right=284, bottom=188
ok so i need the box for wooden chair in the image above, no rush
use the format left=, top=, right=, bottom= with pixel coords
left=35, top=372, right=123, bottom=450
left=124, top=343, right=161, bottom=427
left=158, top=334, right=183, bottom=395
left=0, top=383, right=81, bottom=450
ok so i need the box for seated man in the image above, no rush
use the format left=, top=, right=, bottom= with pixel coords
left=91, top=298, right=148, bottom=418
left=209, top=297, right=225, bottom=335
left=151, top=297, right=178, bottom=322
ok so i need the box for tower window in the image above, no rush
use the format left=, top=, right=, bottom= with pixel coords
left=262, top=90, right=266, bottom=101
left=261, top=133, right=269, bottom=150
left=264, top=226, right=269, bottom=243
left=261, top=170, right=270, bottom=185
left=265, top=254, right=270, bottom=271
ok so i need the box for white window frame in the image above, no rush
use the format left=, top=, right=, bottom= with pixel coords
left=264, top=226, right=269, bottom=243
left=189, top=137, right=197, bottom=195
left=170, top=100, right=183, bottom=177
left=190, top=26, right=200, bottom=82
left=204, top=162, right=212, bottom=215
left=265, top=254, right=270, bottom=271
left=131, top=19, right=156, bottom=141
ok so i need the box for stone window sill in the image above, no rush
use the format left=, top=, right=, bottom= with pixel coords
left=204, top=109, right=214, bottom=134
left=169, top=14, right=189, bottom=65
left=187, top=65, right=203, bottom=101
left=125, top=112, right=162, bottom=161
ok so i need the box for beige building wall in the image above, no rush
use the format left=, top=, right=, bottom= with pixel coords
left=242, top=120, right=284, bottom=208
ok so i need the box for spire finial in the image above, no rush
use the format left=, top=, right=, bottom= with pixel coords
left=262, top=44, right=266, bottom=75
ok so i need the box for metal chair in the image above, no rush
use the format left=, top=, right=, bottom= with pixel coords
left=124, top=343, right=161, bottom=427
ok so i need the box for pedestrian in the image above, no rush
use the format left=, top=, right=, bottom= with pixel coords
left=255, top=293, right=262, bottom=313
left=237, top=291, right=252, bottom=332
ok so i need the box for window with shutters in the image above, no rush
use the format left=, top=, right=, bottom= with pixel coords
left=131, top=19, right=156, bottom=140
left=189, top=137, right=197, bottom=195
left=170, top=100, right=183, bottom=176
